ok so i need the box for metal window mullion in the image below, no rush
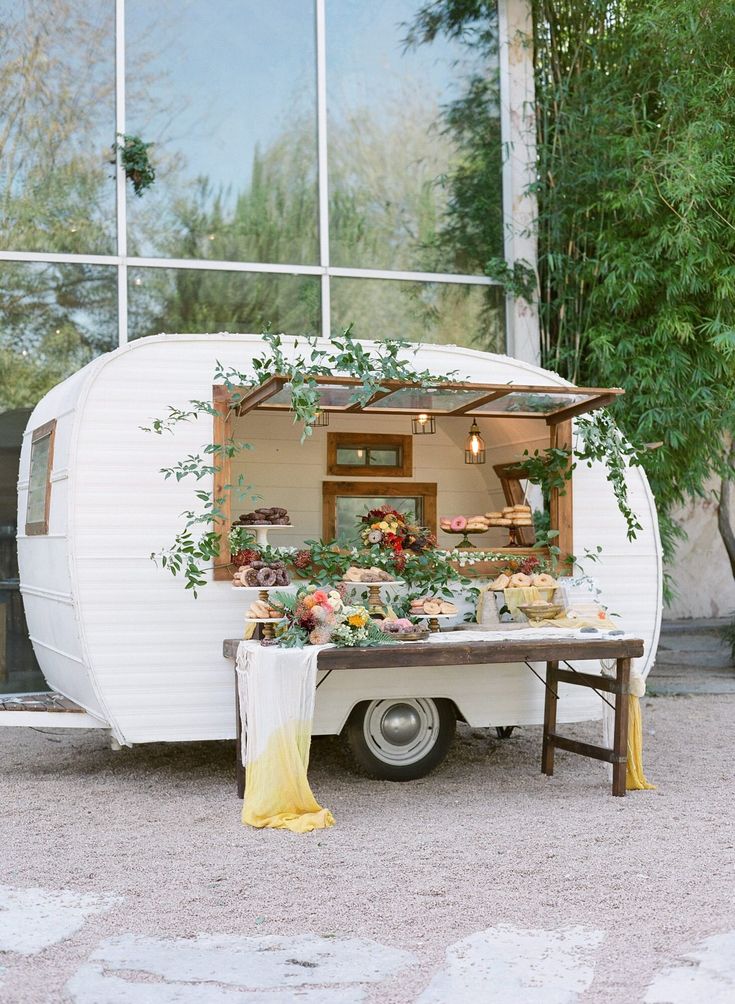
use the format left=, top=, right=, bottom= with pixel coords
left=115, top=0, right=128, bottom=345
left=315, top=0, right=331, bottom=338
left=497, top=0, right=514, bottom=356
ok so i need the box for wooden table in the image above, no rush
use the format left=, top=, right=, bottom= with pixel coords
left=223, top=634, right=644, bottom=798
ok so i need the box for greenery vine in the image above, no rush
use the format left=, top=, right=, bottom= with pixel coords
left=145, top=328, right=461, bottom=593
left=146, top=327, right=642, bottom=594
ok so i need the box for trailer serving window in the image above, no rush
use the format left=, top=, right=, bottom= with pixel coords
left=25, top=420, right=56, bottom=535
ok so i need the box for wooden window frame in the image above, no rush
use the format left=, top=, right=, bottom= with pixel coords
left=322, top=481, right=437, bottom=541
left=327, top=432, right=412, bottom=478
left=25, top=419, right=56, bottom=536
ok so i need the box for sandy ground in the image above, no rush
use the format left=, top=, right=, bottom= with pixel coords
left=1, top=695, right=734, bottom=1003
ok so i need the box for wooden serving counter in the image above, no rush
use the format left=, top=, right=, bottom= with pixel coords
left=224, top=632, right=644, bottom=798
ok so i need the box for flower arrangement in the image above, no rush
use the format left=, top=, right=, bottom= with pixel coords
left=270, top=584, right=389, bottom=648
left=358, top=505, right=434, bottom=557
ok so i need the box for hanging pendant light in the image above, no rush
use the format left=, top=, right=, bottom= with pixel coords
left=313, top=409, right=329, bottom=427
left=464, top=419, right=486, bottom=464
left=411, top=412, right=436, bottom=435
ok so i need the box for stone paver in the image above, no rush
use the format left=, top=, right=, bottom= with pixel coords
left=644, top=930, right=735, bottom=1003
left=416, top=925, right=604, bottom=1003
left=0, top=886, right=117, bottom=956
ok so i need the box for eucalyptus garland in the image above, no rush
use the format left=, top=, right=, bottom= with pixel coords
left=146, top=328, right=642, bottom=593
left=146, top=328, right=460, bottom=593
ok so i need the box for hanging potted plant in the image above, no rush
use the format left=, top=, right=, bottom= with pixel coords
left=113, top=133, right=156, bottom=197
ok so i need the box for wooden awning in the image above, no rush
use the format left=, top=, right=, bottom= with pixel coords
left=231, top=375, right=622, bottom=425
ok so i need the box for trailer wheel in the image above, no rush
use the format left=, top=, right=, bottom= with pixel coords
left=344, top=698, right=456, bottom=781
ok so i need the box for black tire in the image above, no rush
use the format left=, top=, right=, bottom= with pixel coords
left=344, top=697, right=456, bottom=781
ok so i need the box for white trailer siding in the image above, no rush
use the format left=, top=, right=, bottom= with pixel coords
left=16, top=334, right=662, bottom=745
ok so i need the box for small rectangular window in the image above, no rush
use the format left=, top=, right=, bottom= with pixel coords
left=25, top=420, right=56, bottom=535
left=328, top=433, right=412, bottom=477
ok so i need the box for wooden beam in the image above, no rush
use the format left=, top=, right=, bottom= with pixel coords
left=546, top=392, right=621, bottom=425
left=234, top=376, right=286, bottom=416
left=447, top=389, right=513, bottom=415
left=549, top=419, right=574, bottom=573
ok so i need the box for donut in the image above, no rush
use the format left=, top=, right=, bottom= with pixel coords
left=248, top=600, right=271, bottom=619
left=243, top=567, right=260, bottom=587
left=490, top=573, right=510, bottom=590
left=439, top=601, right=458, bottom=615
left=257, top=567, right=277, bottom=586
left=450, top=516, right=467, bottom=531
left=509, top=573, right=532, bottom=588
left=485, top=512, right=504, bottom=520
left=533, top=574, right=557, bottom=588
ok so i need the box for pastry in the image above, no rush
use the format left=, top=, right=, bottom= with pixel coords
left=450, top=516, right=467, bottom=531
left=490, top=573, right=511, bottom=590
left=509, top=573, right=532, bottom=588
left=248, top=599, right=271, bottom=619
left=532, top=573, right=557, bottom=588
left=484, top=511, right=504, bottom=520
left=439, top=601, right=458, bottom=615
left=423, top=600, right=442, bottom=615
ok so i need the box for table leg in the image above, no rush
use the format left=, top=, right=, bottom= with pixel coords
left=612, top=657, right=631, bottom=796
left=235, top=670, right=245, bottom=800
left=541, top=660, right=559, bottom=776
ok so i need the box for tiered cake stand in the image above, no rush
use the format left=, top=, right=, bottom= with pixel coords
left=237, top=523, right=292, bottom=548
left=443, top=527, right=489, bottom=551
left=417, top=613, right=456, bottom=633
left=233, top=584, right=285, bottom=639
left=340, top=579, right=404, bottom=618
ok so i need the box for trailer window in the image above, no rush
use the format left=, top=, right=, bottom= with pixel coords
left=25, top=420, right=56, bottom=535
left=322, top=481, right=436, bottom=542
left=327, top=432, right=412, bottom=478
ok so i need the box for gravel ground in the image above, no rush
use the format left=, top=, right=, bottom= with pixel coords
left=1, top=695, right=734, bottom=1003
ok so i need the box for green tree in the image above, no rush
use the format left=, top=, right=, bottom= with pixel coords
left=411, top=0, right=735, bottom=563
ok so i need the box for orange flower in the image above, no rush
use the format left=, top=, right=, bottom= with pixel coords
left=348, top=613, right=367, bottom=628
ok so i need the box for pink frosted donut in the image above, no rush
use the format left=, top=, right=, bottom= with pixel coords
left=450, top=516, right=467, bottom=532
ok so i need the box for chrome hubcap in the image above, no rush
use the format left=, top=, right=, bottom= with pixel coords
left=363, top=698, right=439, bottom=765
left=380, top=703, right=422, bottom=746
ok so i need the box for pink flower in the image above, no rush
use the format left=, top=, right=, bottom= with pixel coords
left=312, top=590, right=328, bottom=604
left=309, top=627, right=332, bottom=645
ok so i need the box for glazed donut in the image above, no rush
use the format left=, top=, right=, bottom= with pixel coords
left=533, top=573, right=557, bottom=588
left=509, top=573, right=532, bottom=588
left=450, top=516, right=467, bottom=531
left=423, top=599, right=442, bottom=615
left=256, top=567, right=277, bottom=587
left=490, top=573, right=511, bottom=590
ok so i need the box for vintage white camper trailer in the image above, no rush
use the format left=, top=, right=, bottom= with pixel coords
left=11, top=334, right=662, bottom=777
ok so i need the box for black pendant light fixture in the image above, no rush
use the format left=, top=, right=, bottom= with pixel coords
left=464, top=419, right=486, bottom=464
left=411, top=412, right=436, bottom=435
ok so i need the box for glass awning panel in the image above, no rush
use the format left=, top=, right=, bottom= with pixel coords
left=472, top=391, right=592, bottom=416
left=363, top=386, right=490, bottom=413
left=231, top=374, right=623, bottom=423
left=266, top=382, right=358, bottom=410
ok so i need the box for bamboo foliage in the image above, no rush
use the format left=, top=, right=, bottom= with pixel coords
left=412, top=0, right=735, bottom=562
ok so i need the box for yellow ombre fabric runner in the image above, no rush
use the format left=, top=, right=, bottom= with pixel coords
left=236, top=641, right=335, bottom=832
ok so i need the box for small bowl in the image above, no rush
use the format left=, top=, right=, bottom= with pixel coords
left=392, top=629, right=430, bottom=642
left=518, top=603, right=564, bottom=623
